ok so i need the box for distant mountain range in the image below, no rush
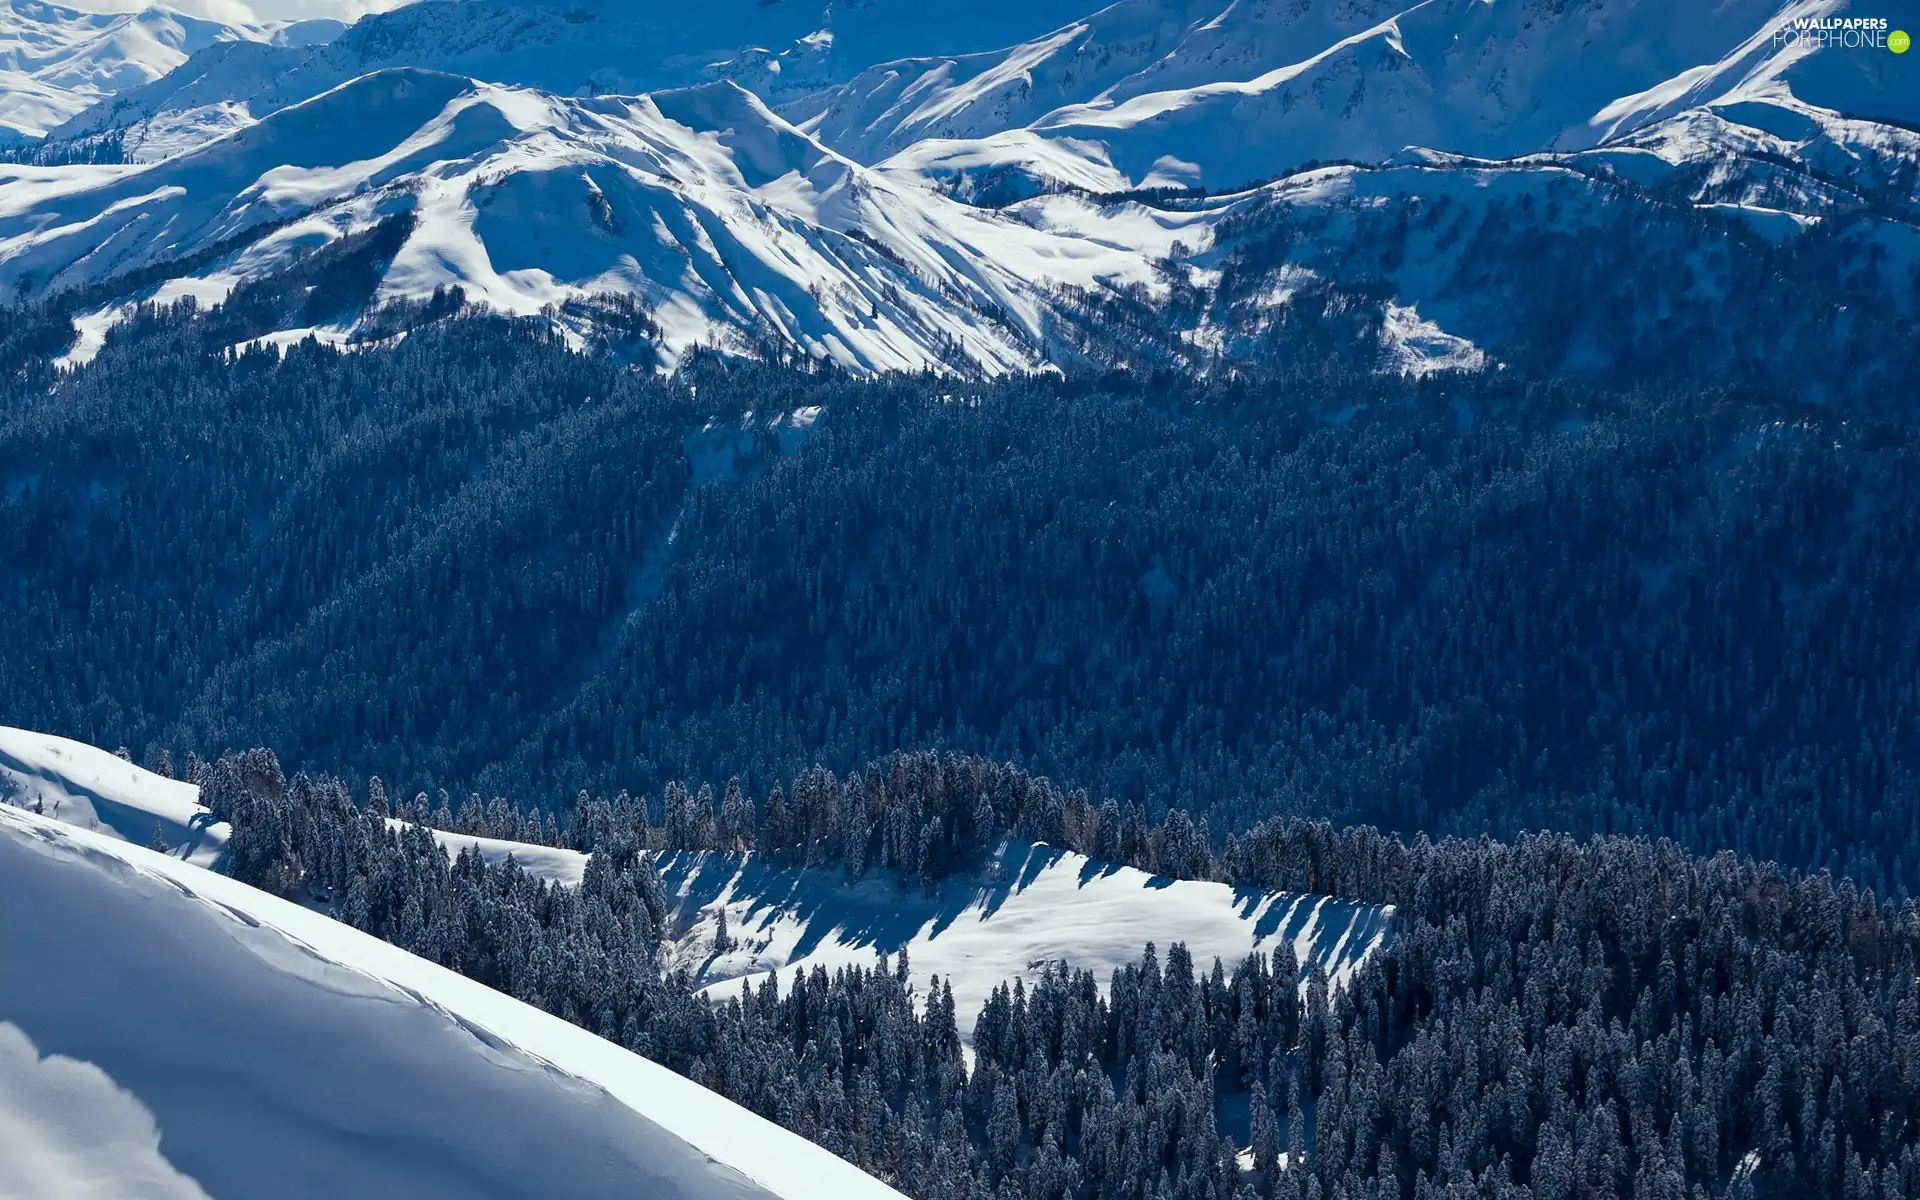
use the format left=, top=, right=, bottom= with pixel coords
left=0, top=0, right=340, bottom=140
left=1, top=0, right=1915, bottom=395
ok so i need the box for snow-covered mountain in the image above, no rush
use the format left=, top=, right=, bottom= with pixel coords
left=0, top=0, right=1914, bottom=385
left=792, top=0, right=1919, bottom=190
left=0, top=68, right=1216, bottom=372
left=48, top=0, right=1110, bottom=141
left=0, top=801, right=904, bottom=1200
left=0, top=0, right=340, bottom=140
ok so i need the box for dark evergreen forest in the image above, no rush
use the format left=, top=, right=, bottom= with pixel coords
left=192, top=744, right=1920, bottom=1200
left=3, top=306, right=1919, bottom=895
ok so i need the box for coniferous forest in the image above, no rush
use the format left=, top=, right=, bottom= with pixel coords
left=192, top=744, right=1920, bottom=1200
left=4, top=305, right=1918, bottom=891
left=6, top=301, right=1920, bottom=1199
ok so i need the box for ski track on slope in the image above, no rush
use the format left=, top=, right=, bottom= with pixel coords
left=0, top=802, right=905, bottom=1200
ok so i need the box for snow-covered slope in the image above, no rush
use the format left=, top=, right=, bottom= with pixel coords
left=0, top=723, right=588, bottom=883
left=0, top=0, right=340, bottom=140
left=2, top=0, right=1912, bottom=382
left=664, top=839, right=1394, bottom=1041
left=52, top=0, right=1110, bottom=141
left=2, top=69, right=1221, bottom=373
left=388, top=818, right=590, bottom=887
left=54, top=0, right=1917, bottom=193
left=0, top=726, right=228, bottom=865
left=0, top=802, right=902, bottom=1200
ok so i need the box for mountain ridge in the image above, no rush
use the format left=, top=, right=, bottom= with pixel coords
left=0, top=0, right=1914, bottom=393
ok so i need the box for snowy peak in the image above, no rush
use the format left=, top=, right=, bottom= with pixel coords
left=649, top=82, right=851, bottom=192
left=5, top=69, right=1145, bottom=374
left=0, top=0, right=341, bottom=139
left=2, top=0, right=1914, bottom=388
left=66, top=0, right=1119, bottom=142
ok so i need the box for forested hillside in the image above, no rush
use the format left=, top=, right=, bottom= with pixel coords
left=185, top=742, right=1920, bottom=1200
left=3, top=308, right=1918, bottom=895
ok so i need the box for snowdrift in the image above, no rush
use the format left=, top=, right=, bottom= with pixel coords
left=0, top=802, right=904, bottom=1200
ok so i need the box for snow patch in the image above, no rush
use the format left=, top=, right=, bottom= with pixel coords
left=1380, top=301, right=1487, bottom=376
left=388, top=820, right=591, bottom=889
left=671, top=840, right=1394, bottom=1041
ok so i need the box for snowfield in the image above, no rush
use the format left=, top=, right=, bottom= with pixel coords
left=666, top=840, right=1395, bottom=1041
left=0, top=802, right=905, bottom=1200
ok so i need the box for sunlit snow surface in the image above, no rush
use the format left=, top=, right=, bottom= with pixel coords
left=0, top=721, right=1395, bottom=1060
left=669, top=841, right=1395, bottom=1041
left=0, top=70, right=1175, bottom=375
left=0, top=803, right=904, bottom=1200
left=4, top=0, right=1914, bottom=380
left=0, top=724, right=588, bottom=884
left=0, top=726, right=228, bottom=865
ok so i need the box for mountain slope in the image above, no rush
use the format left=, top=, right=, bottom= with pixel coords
left=2, top=0, right=1913, bottom=387
left=0, top=803, right=904, bottom=1199
left=0, top=724, right=589, bottom=884
left=2, top=69, right=1209, bottom=373
left=52, top=0, right=1109, bottom=141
